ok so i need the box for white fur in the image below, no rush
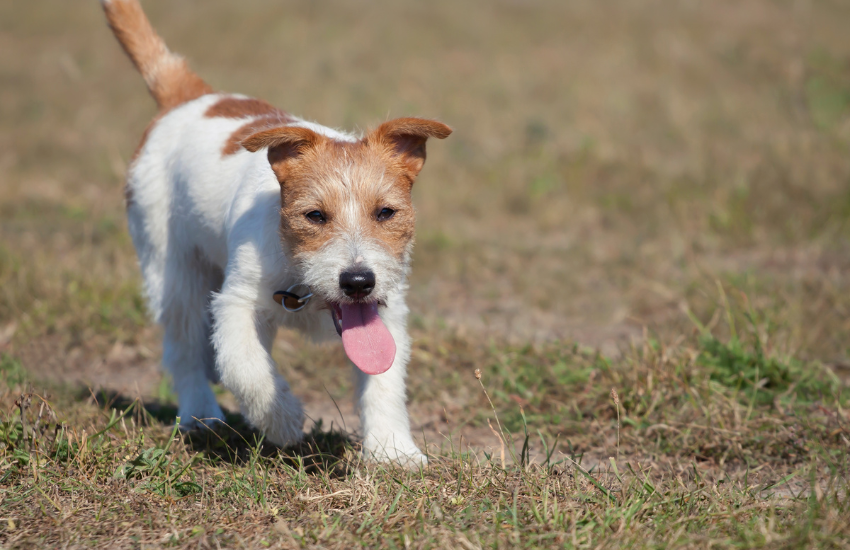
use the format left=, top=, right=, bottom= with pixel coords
left=127, top=93, right=424, bottom=464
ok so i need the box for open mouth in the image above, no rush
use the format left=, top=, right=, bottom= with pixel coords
left=329, top=301, right=396, bottom=375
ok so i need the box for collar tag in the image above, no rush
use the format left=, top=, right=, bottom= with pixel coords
left=273, top=283, right=312, bottom=312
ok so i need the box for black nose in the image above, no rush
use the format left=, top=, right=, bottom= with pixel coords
left=339, top=269, right=376, bottom=299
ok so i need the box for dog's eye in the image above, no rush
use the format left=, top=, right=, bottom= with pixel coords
left=305, top=210, right=326, bottom=224
left=376, top=208, right=395, bottom=222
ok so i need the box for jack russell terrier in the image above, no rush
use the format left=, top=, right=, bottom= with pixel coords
left=101, top=0, right=451, bottom=465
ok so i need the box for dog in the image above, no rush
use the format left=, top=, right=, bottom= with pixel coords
left=101, top=0, right=450, bottom=465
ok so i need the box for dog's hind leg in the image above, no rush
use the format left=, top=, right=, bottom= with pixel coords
left=159, top=251, right=225, bottom=430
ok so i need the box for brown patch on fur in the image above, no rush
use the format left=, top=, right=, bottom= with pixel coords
left=205, top=97, right=284, bottom=119
left=103, top=0, right=212, bottom=111
left=204, top=96, right=297, bottom=156
left=221, top=115, right=296, bottom=156
left=242, top=117, right=450, bottom=261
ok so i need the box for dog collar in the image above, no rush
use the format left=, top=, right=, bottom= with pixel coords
left=273, top=283, right=313, bottom=312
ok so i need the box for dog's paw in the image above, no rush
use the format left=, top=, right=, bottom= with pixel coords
left=249, top=389, right=305, bottom=447
left=177, top=401, right=225, bottom=432
left=362, top=435, right=428, bottom=468
left=264, top=416, right=305, bottom=448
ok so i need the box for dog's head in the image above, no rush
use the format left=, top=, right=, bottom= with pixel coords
left=242, top=118, right=451, bottom=374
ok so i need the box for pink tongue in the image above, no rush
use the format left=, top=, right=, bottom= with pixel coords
left=340, top=303, right=396, bottom=375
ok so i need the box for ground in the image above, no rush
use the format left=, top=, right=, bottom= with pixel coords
left=1, top=0, right=850, bottom=548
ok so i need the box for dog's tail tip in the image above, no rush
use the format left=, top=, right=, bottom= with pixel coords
left=102, top=0, right=213, bottom=111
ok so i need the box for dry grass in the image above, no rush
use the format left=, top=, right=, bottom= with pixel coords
left=3, top=330, right=850, bottom=548
left=1, top=0, right=850, bottom=547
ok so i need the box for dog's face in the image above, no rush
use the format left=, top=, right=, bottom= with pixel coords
left=242, top=118, right=450, bottom=374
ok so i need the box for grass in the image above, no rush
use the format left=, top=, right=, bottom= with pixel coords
left=1, top=0, right=850, bottom=547
left=3, top=322, right=850, bottom=548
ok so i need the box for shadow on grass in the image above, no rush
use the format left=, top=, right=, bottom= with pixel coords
left=86, top=389, right=356, bottom=476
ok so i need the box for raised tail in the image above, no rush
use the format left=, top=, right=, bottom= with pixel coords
left=102, top=0, right=212, bottom=111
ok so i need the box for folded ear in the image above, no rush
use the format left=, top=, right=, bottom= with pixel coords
left=241, top=126, right=322, bottom=182
left=370, top=117, right=452, bottom=179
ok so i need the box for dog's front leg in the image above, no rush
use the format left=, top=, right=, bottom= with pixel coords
left=211, top=292, right=304, bottom=447
left=354, top=300, right=426, bottom=466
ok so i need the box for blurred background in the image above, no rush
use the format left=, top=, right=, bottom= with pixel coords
left=1, top=0, right=849, bottom=439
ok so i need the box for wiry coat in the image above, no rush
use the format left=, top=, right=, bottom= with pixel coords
left=103, top=0, right=450, bottom=464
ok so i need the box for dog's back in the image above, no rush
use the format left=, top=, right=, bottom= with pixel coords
left=124, top=95, right=260, bottom=273
left=102, top=1, right=277, bottom=345
left=103, top=0, right=358, bottom=273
